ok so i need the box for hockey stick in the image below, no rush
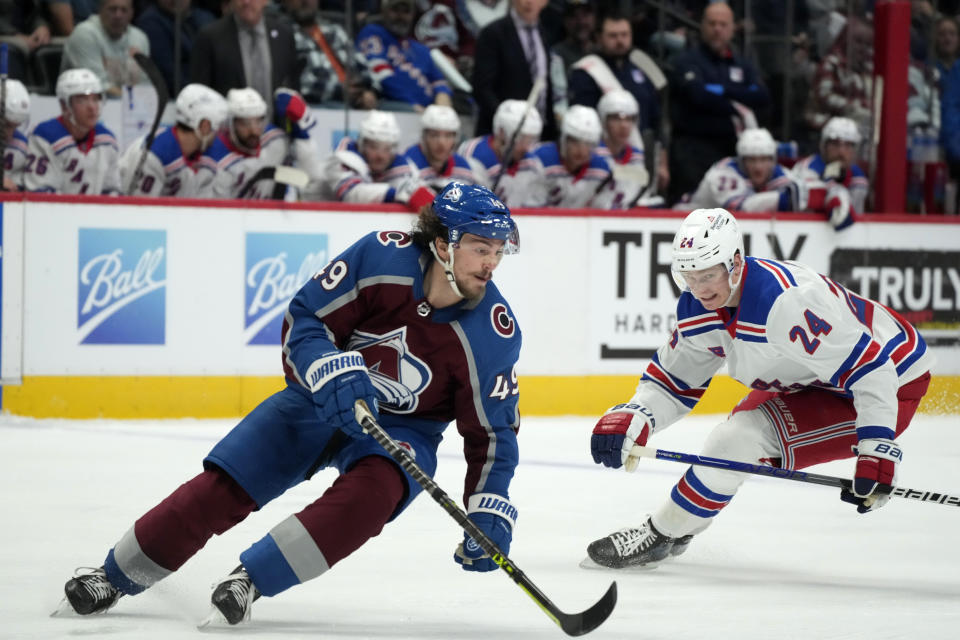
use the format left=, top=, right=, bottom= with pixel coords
left=492, top=77, right=545, bottom=193
left=237, top=165, right=309, bottom=199
left=629, top=445, right=960, bottom=508
left=1, top=43, right=8, bottom=190
left=354, top=400, right=617, bottom=636
left=126, top=52, right=170, bottom=195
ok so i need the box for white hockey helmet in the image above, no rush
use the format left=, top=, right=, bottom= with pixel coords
left=820, top=116, right=862, bottom=148
left=736, top=127, right=776, bottom=158
left=671, top=208, right=745, bottom=292
left=175, top=83, right=228, bottom=132
left=562, top=104, right=602, bottom=145
left=3, top=79, right=31, bottom=126
left=492, top=99, right=543, bottom=139
left=421, top=104, right=460, bottom=133
left=597, top=89, right=639, bottom=122
left=226, top=87, right=267, bottom=120
left=358, top=110, right=401, bottom=147
left=56, top=68, right=103, bottom=103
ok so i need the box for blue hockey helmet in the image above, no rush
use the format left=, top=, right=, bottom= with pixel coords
left=432, top=182, right=520, bottom=254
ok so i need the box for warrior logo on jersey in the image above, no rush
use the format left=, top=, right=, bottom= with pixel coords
left=347, top=327, right=432, bottom=413
left=77, top=228, right=166, bottom=344
left=245, top=232, right=328, bottom=345
left=491, top=303, right=515, bottom=338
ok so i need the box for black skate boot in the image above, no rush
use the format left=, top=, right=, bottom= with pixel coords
left=586, top=517, right=676, bottom=569
left=210, top=565, right=261, bottom=625
left=670, top=534, right=695, bottom=557
left=64, top=567, right=123, bottom=615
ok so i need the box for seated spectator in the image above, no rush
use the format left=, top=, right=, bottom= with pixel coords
left=667, top=2, right=770, bottom=206
left=119, top=83, right=226, bottom=197
left=26, top=68, right=121, bottom=194
left=792, top=116, right=868, bottom=228
left=404, top=104, right=478, bottom=190
left=525, top=104, right=611, bottom=208
left=593, top=89, right=651, bottom=209
left=683, top=128, right=802, bottom=213
left=279, top=0, right=378, bottom=108
left=458, top=98, right=542, bottom=206
left=135, top=0, right=216, bottom=95
left=2, top=79, right=32, bottom=191
left=804, top=17, right=873, bottom=140
left=0, top=1, right=51, bottom=81
left=42, top=0, right=98, bottom=36
left=552, top=0, right=595, bottom=74
left=356, top=0, right=452, bottom=111
left=61, top=0, right=151, bottom=98
left=314, top=110, right=434, bottom=209
left=933, top=16, right=960, bottom=92
left=206, top=87, right=320, bottom=199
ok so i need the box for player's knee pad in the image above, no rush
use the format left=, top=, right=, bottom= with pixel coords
left=701, top=409, right=779, bottom=463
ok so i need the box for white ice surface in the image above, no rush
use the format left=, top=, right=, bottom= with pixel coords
left=3, top=412, right=959, bottom=640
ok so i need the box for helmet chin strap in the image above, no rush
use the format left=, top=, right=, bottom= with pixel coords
left=429, top=241, right=465, bottom=299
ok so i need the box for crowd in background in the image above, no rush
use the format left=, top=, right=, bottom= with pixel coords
left=2, top=0, right=959, bottom=218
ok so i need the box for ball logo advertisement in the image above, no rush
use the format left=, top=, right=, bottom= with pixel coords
left=77, top=228, right=166, bottom=345
left=244, top=232, right=329, bottom=345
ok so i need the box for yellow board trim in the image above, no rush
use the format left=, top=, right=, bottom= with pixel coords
left=2, top=375, right=959, bottom=419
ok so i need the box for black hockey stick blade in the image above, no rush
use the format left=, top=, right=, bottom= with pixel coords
left=354, top=400, right=618, bottom=635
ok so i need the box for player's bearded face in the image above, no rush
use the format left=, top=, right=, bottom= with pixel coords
left=423, top=130, right=456, bottom=165
left=824, top=140, right=855, bottom=169
left=233, top=116, right=265, bottom=151
left=451, top=234, right=505, bottom=299
left=361, top=140, right=395, bottom=173
left=681, top=263, right=734, bottom=310
left=743, top=156, right=774, bottom=189
left=562, top=137, right=594, bottom=171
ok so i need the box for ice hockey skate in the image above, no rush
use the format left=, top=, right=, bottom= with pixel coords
left=60, top=566, right=123, bottom=615
left=199, top=565, right=260, bottom=627
left=581, top=517, right=685, bottom=570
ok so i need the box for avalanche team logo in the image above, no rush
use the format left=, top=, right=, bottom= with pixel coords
left=491, top=303, right=515, bottom=338
left=244, top=232, right=328, bottom=345
left=347, top=327, right=432, bottom=413
left=77, top=228, right=166, bottom=345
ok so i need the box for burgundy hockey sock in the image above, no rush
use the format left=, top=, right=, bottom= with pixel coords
left=295, top=456, right=405, bottom=567
left=134, top=468, right=257, bottom=571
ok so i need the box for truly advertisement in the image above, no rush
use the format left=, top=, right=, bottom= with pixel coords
left=77, top=228, right=166, bottom=345
left=244, top=232, right=329, bottom=345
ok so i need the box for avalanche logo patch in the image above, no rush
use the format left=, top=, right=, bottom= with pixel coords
left=491, top=303, right=515, bottom=338
left=245, top=232, right=328, bottom=345
left=347, top=327, right=432, bottom=413
left=77, top=228, right=166, bottom=345
left=377, top=230, right=412, bottom=248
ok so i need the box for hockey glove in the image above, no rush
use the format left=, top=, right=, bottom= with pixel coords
left=307, top=351, right=379, bottom=438
left=393, top=177, right=436, bottom=212
left=454, top=493, right=517, bottom=572
left=825, top=186, right=853, bottom=230
left=274, top=88, right=315, bottom=139
left=591, top=403, right=653, bottom=471
left=840, top=438, right=901, bottom=513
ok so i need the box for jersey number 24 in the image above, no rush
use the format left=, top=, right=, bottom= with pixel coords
left=788, top=309, right=832, bottom=354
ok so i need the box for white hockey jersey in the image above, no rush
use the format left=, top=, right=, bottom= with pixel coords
left=404, top=143, right=478, bottom=191
left=3, top=130, right=29, bottom=190
left=592, top=141, right=648, bottom=209
left=25, top=117, right=121, bottom=195
left=205, top=126, right=292, bottom=199
left=119, top=126, right=218, bottom=197
left=524, top=141, right=613, bottom=208
left=791, top=153, right=869, bottom=214
left=457, top=135, right=539, bottom=207
left=627, top=257, right=934, bottom=453
left=685, top=157, right=796, bottom=212
left=314, top=138, right=416, bottom=203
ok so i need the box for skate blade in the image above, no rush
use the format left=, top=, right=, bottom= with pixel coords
left=197, top=607, right=228, bottom=629
left=49, top=597, right=74, bottom=617
left=579, top=556, right=664, bottom=572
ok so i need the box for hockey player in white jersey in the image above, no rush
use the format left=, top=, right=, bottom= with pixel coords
left=315, top=109, right=435, bottom=210
left=119, top=83, right=226, bottom=197
left=587, top=208, right=933, bottom=569
left=2, top=79, right=31, bottom=191
left=526, top=104, right=613, bottom=208
left=791, top=117, right=868, bottom=230
left=592, top=89, right=650, bottom=210
left=26, top=69, right=121, bottom=195
left=458, top=99, right=542, bottom=206
left=683, top=128, right=803, bottom=213
left=404, top=105, right=478, bottom=191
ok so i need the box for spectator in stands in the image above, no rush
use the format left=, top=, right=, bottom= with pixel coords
left=552, top=0, right=595, bottom=74
left=792, top=116, right=868, bottom=227
left=404, top=104, right=479, bottom=191
left=933, top=16, right=960, bottom=93
left=0, top=0, right=51, bottom=81
left=26, top=68, right=121, bottom=195
left=413, top=0, right=501, bottom=83
left=190, top=0, right=300, bottom=114
left=666, top=2, right=770, bottom=206
left=135, top=0, right=216, bottom=95
left=593, top=89, right=653, bottom=210
left=43, top=0, right=98, bottom=36
left=356, top=0, right=453, bottom=111
left=61, top=0, right=151, bottom=98
left=279, top=0, right=378, bottom=108
left=2, top=79, right=32, bottom=191
left=459, top=98, right=543, bottom=206
left=473, top=0, right=558, bottom=140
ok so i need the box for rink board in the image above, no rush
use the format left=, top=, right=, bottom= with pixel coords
left=0, top=194, right=958, bottom=417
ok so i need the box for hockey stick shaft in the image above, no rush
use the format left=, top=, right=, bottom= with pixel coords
left=354, top=400, right=616, bottom=636
left=492, top=77, right=544, bottom=192
left=630, top=445, right=960, bottom=507
left=127, top=52, right=170, bottom=195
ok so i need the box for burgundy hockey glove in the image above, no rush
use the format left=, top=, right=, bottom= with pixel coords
left=841, top=438, right=901, bottom=513
left=307, top=351, right=379, bottom=437
left=591, top=403, right=654, bottom=471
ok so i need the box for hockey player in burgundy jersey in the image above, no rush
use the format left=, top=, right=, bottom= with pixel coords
left=587, top=208, right=933, bottom=569
left=61, top=182, right=523, bottom=625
